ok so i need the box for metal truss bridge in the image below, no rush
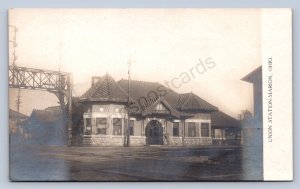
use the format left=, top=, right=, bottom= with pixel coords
left=9, top=65, right=73, bottom=145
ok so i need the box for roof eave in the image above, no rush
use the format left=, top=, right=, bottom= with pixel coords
left=178, top=107, right=218, bottom=113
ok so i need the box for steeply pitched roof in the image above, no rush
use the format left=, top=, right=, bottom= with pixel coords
left=211, top=111, right=241, bottom=128
left=118, top=79, right=180, bottom=111
left=118, top=79, right=218, bottom=115
left=80, top=74, right=218, bottom=116
left=80, top=74, right=129, bottom=103
left=9, top=109, right=28, bottom=119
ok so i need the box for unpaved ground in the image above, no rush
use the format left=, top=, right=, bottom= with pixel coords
left=9, top=145, right=262, bottom=181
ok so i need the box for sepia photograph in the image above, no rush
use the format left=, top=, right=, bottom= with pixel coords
left=8, top=8, right=284, bottom=181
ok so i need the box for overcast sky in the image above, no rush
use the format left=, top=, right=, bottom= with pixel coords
left=9, top=9, right=261, bottom=118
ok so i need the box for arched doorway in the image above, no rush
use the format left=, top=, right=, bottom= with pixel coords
left=145, top=120, right=163, bottom=145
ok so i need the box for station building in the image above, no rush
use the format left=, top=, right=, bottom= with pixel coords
left=79, top=74, right=224, bottom=146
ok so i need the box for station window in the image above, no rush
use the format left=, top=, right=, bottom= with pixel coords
left=201, top=123, right=209, bottom=137
left=188, top=122, right=196, bottom=137
left=96, top=118, right=107, bottom=135
left=113, top=118, right=122, bottom=135
left=173, top=122, right=179, bottom=136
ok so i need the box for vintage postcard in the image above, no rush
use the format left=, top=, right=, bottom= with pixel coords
left=8, top=8, right=292, bottom=181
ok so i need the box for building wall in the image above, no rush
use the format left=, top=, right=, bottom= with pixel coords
left=82, top=104, right=127, bottom=146
left=185, top=113, right=211, bottom=135
left=253, top=70, right=262, bottom=124
left=166, top=121, right=173, bottom=136
left=165, top=120, right=183, bottom=145
left=82, top=106, right=212, bottom=146
left=242, top=68, right=263, bottom=147
left=130, top=119, right=146, bottom=146
left=183, top=113, right=212, bottom=145
left=133, top=119, right=142, bottom=136
left=129, top=136, right=146, bottom=146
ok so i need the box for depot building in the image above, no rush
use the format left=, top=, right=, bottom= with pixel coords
left=77, top=74, right=239, bottom=146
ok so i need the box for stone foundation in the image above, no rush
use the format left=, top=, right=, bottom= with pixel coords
left=128, top=136, right=146, bottom=146
left=168, top=137, right=183, bottom=146
left=183, top=137, right=212, bottom=145
left=83, top=135, right=124, bottom=146
left=83, top=135, right=146, bottom=146
left=83, top=135, right=212, bottom=146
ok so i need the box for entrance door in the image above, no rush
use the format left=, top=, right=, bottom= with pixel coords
left=145, top=120, right=163, bottom=145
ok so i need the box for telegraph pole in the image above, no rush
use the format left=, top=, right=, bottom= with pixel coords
left=9, top=25, right=18, bottom=67
left=126, top=60, right=132, bottom=147
left=9, top=25, right=22, bottom=133
left=58, top=42, right=64, bottom=145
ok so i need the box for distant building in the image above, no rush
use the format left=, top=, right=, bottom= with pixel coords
left=77, top=73, right=242, bottom=146
left=9, top=108, right=28, bottom=135
left=241, top=66, right=262, bottom=122
left=22, top=106, right=66, bottom=145
left=241, top=66, right=262, bottom=146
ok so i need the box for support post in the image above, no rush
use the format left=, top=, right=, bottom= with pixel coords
left=126, top=61, right=131, bottom=147
left=67, top=74, right=73, bottom=146
left=182, top=119, right=185, bottom=146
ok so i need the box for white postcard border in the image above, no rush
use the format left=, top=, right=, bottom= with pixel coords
left=262, top=8, right=293, bottom=181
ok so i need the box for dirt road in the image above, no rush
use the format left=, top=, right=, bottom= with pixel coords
left=9, top=145, right=261, bottom=181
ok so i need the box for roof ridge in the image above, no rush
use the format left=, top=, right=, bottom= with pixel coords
left=119, top=79, right=180, bottom=97
left=179, top=92, right=192, bottom=95
left=119, top=78, right=159, bottom=85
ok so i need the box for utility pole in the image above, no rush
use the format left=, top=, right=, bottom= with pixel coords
left=58, top=42, right=64, bottom=145
left=9, top=25, right=18, bottom=67
left=15, top=89, right=22, bottom=133
left=126, top=60, right=132, bottom=147
left=9, top=25, right=22, bottom=134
